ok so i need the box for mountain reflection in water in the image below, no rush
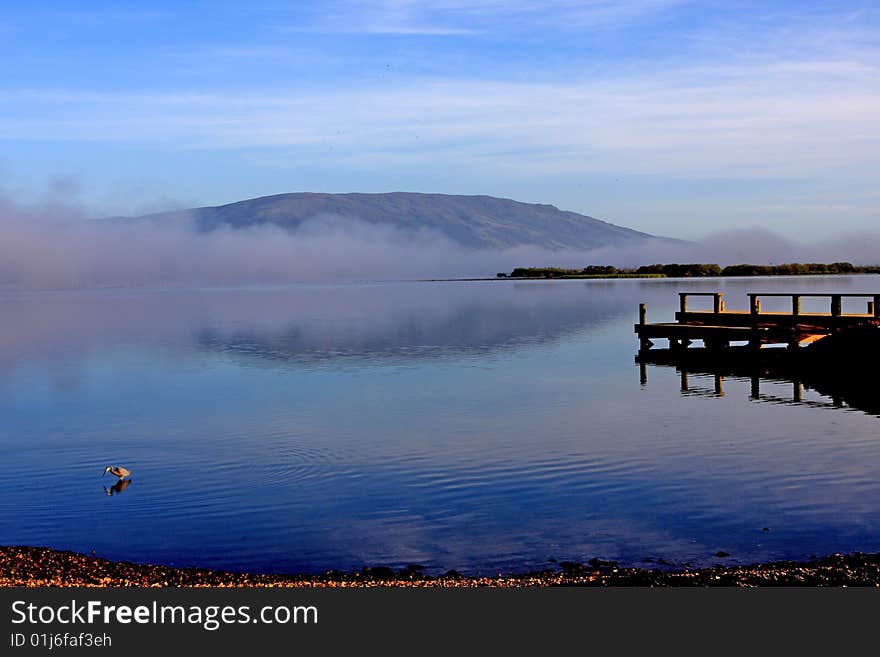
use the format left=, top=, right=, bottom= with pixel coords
left=0, top=281, right=634, bottom=382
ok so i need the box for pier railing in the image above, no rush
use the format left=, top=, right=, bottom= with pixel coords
left=743, top=293, right=880, bottom=318
left=677, top=292, right=880, bottom=318
left=678, top=292, right=724, bottom=313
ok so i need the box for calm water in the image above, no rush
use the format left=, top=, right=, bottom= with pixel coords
left=2, top=276, right=879, bottom=575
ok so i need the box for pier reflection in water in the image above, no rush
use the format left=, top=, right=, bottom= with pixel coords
left=639, top=359, right=880, bottom=418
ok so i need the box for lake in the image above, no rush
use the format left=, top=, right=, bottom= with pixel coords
left=2, top=276, right=879, bottom=576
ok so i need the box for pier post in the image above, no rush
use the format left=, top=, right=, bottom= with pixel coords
left=680, top=371, right=689, bottom=391
left=679, top=294, right=688, bottom=313
left=714, top=374, right=724, bottom=396
left=713, top=293, right=723, bottom=314
left=749, top=295, right=761, bottom=316
left=638, top=303, right=652, bottom=352
left=873, top=295, right=879, bottom=317
left=748, top=334, right=762, bottom=352
left=750, top=375, right=760, bottom=399
left=831, top=295, right=842, bottom=317
left=793, top=380, right=802, bottom=403
left=748, top=295, right=762, bottom=352
left=868, top=301, right=874, bottom=316
left=639, top=361, right=647, bottom=385
left=791, top=295, right=801, bottom=316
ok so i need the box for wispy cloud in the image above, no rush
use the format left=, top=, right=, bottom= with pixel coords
left=284, top=0, right=684, bottom=36
left=3, top=51, right=878, bottom=182
left=284, top=22, right=481, bottom=36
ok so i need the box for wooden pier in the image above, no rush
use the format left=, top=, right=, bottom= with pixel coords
left=635, top=292, right=880, bottom=356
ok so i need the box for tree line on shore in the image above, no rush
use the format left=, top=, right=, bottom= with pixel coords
left=499, top=262, right=880, bottom=279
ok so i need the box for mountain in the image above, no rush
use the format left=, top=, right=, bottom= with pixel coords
left=129, top=192, right=660, bottom=250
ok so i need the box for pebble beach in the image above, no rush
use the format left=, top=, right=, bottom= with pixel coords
left=3, top=546, right=880, bottom=587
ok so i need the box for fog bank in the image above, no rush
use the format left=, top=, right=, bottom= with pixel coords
left=2, top=195, right=879, bottom=289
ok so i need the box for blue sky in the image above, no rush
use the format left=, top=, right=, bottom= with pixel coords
left=1, top=0, right=878, bottom=239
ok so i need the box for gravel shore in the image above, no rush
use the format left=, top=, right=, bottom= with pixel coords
left=3, top=546, right=880, bottom=587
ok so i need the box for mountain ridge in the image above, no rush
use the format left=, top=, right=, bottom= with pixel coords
left=124, top=191, right=665, bottom=250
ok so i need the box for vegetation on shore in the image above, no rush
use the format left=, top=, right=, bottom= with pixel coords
left=500, top=262, right=880, bottom=279
left=3, top=546, right=880, bottom=587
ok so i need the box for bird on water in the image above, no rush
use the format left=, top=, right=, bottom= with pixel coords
left=103, top=465, right=131, bottom=481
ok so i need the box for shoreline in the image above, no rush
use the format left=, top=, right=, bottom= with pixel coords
left=419, top=272, right=880, bottom=282
left=3, top=546, right=880, bottom=587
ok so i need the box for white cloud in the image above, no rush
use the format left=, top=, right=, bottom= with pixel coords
left=286, top=0, right=684, bottom=36
left=3, top=52, right=878, bottom=182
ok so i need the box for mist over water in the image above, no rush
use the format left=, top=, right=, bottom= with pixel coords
left=2, top=191, right=880, bottom=289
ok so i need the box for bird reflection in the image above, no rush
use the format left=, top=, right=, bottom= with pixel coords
left=104, top=478, right=133, bottom=496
